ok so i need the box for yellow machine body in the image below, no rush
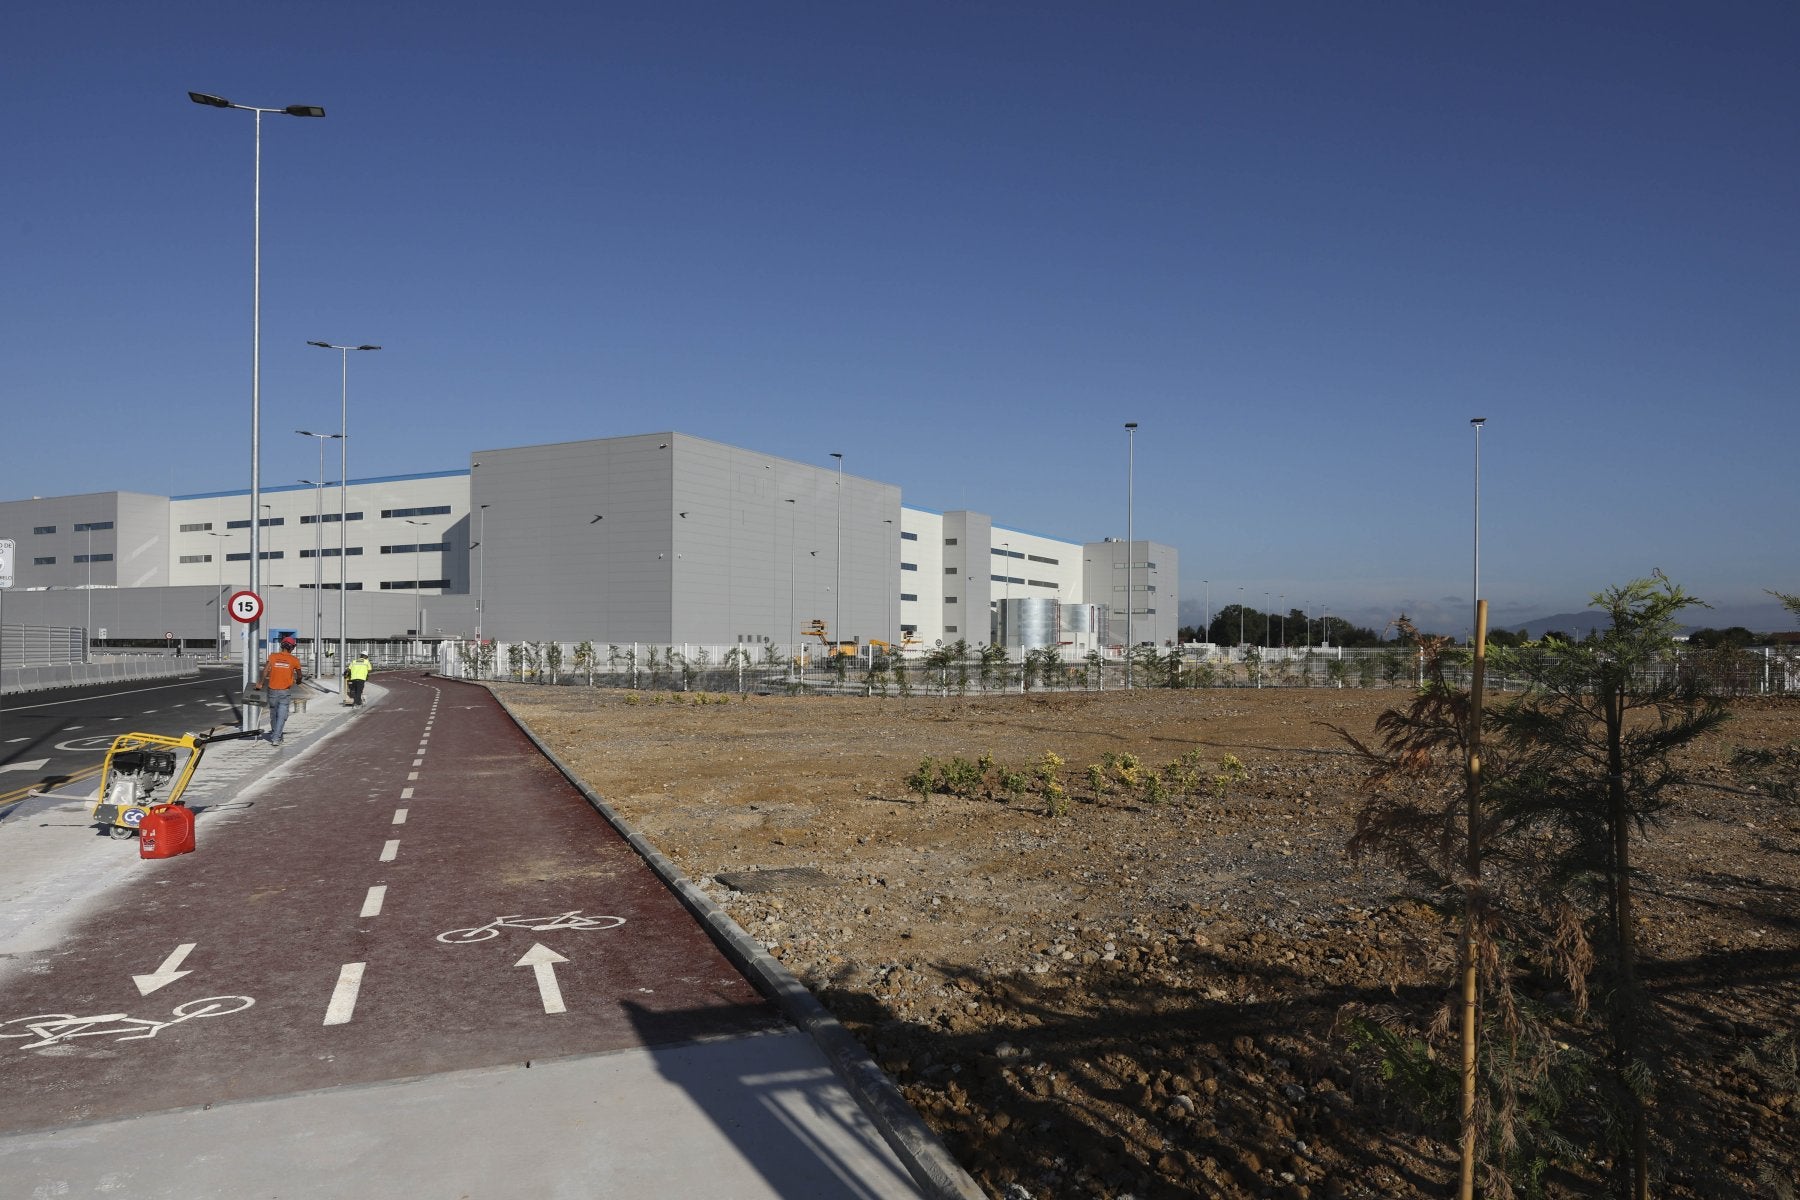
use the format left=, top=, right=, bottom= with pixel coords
left=90, top=733, right=206, bottom=839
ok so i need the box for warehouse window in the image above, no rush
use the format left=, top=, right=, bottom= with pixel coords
left=179, top=522, right=213, bottom=532
left=73, top=553, right=114, bottom=564
left=900, top=593, right=918, bottom=602
left=382, top=505, right=451, bottom=519
left=179, top=554, right=212, bottom=564
left=901, top=531, right=918, bottom=541
left=74, top=521, right=114, bottom=532
left=34, top=525, right=55, bottom=535
left=901, top=562, right=918, bottom=572
left=33, top=556, right=54, bottom=565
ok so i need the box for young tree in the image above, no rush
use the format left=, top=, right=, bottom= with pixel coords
left=1486, top=574, right=1727, bottom=1198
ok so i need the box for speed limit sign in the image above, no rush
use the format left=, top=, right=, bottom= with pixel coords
left=228, top=590, right=264, bottom=624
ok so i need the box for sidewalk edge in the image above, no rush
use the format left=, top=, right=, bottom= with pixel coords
left=463, top=678, right=988, bottom=1200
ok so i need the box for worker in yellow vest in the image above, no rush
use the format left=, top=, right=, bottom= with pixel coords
left=347, top=653, right=373, bottom=707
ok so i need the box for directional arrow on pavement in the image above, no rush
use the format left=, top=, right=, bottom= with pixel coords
left=133, top=943, right=197, bottom=995
left=515, top=943, right=568, bottom=1014
left=0, top=759, right=50, bottom=776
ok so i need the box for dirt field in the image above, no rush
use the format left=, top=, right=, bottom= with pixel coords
left=495, top=683, right=1798, bottom=1199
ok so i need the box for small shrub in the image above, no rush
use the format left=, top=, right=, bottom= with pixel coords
left=904, top=757, right=937, bottom=800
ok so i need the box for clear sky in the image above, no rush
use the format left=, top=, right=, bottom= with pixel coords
left=5, top=1, right=1795, bottom=636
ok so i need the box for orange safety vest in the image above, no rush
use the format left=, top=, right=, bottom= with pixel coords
left=264, top=652, right=302, bottom=691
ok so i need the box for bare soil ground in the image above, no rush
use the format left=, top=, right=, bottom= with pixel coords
left=495, top=684, right=1799, bottom=1199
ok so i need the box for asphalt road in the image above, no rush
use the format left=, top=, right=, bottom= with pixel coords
left=0, top=668, right=248, bottom=806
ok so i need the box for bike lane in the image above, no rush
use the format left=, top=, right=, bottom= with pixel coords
left=0, top=672, right=788, bottom=1125
left=0, top=674, right=961, bottom=1199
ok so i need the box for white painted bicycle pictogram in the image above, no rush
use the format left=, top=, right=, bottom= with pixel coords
left=0, top=995, right=255, bottom=1050
left=436, top=910, right=626, bottom=944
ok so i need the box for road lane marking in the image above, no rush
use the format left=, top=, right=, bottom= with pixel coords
left=412, top=758, right=423, bottom=767
left=392, top=808, right=408, bottom=824
left=323, top=963, right=365, bottom=1026
left=379, top=839, right=400, bottom=862
left=516, top=944, right=569, bottom=1014
left=407, top=772, right=419, bottom=781
left=400, top=787, right=414, bottom=800
left=360, top=886, right=387, bottom=917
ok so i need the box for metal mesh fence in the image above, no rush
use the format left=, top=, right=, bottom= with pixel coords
left=436, top=639, right=1798, bottom=698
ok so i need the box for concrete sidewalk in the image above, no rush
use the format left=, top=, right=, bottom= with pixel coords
left=0, top=675, right=983, bottom=1200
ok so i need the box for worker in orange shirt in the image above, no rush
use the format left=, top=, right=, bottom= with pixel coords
left=259, top=635, right=304, bottom=746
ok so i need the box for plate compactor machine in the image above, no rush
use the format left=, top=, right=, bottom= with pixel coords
left=89, top=729, right=260, bottom=840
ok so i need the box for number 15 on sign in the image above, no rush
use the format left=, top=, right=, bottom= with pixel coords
left=228, top=590, right=264, bottom=624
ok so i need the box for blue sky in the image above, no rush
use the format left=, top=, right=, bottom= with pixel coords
left=5, top=1, right=1795, bottom=635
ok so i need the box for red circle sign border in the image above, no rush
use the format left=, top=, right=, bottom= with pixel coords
left=228, top=589, right=264, bottom=624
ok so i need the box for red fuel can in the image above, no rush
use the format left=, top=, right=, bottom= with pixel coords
left=139, top=803, right=196, bottom=859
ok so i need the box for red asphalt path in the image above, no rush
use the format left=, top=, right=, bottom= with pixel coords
left=0, top=673, right=785, bottom=1133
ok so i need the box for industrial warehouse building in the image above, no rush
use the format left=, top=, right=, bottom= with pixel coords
left=0, top=432, right=1177, bottom=660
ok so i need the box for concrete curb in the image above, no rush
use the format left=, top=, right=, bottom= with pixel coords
left=461, top=677, right=989, bottom=1200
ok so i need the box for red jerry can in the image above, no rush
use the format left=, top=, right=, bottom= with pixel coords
left=139, top=803, right=196, bottom=859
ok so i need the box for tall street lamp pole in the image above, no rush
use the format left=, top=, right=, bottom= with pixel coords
left=1279, top=593, right=1286, bottom=648
left=297, top=430, right=342, bottom=678
left=206, top=531, right=232, bottom=658
left=1238, top=586, right=1245, bottom=648
left=307, top=342, right=379, bottom=667
left=830, top=452, right=843, bottom=651
left=191, top=92, right=324, bottom=718
left=1203, top=579, right=1210, bottom=645
left=84, top=522, right=94, bottom=651
left=1124, top=422, right=1137, bottom=686
left=475, top=504, right=490, bottom=639
left=1471, top=417, right=1486, bottom=639
left=1264, top=592, right=1272, bottom=647
left=785, top=499, right=797, bottom=673
left=405, top=519, right=428, bottom=640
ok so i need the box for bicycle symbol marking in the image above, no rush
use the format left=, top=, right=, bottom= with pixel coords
left=436, top=911, right=627, bottom=944
left=0, top=996, right=255, bottom=1051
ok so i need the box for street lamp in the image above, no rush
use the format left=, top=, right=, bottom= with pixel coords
left=405, top=518, right=428, bottom=639
left=1264, top=591, right=1271, bottom=647
left=1279, top=594, right=1285, bottom=649
left=1238, top=586, right=1245, bottom=648
left=84, top=521, right=94, bottom=651
left=191, top=91, right=324, bottom=718
left=475, top=504, right=490, bottom=639
left=307, top=342, right=379, bottom=666
left=1471, top=417, right=1486, bottom=641
left=1124, top=422, right=1137, bottom=686
left=297, top=430, right=342, bottom=678
left=205, top=531, right=233, bottom=658
left=784, top=499, right=798, bottom=673
left=830, top=452, right=843, bottom=652
left=1203, top=579, right=1210, bottom=645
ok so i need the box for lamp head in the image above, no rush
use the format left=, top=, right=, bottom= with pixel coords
left=283, top=105, right=325, bottom=118
left=356, top=344, right=381, bottom=351
left=189, top=91, right=232, bottom=108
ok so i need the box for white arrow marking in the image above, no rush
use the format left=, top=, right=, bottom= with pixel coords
left=516, top=943, right=568, bottom=1014
left=0, top=759, right=50, bottom=775
left=133, top=943, right=197, bottom=996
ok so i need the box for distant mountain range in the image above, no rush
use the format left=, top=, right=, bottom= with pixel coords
left=1499, top=600, right=1797, bottom=640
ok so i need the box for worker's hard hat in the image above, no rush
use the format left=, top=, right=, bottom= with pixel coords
left=280, top=636, right=297, bottom=647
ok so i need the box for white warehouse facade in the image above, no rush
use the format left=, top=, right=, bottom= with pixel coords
left=1, top=432, right=1178, bottom=657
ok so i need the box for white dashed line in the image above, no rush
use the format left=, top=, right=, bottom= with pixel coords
left=360, top=885, right=387, bottom=917
left=392, top=809, right=408, bottom=825
left=379, top=839, right=400, bottom=862
left=412, top=759, right=424, bottom=767
left=324, top=962, right=366, bottom=1025
left=407, top=772, right=419, bottom=782
left=400, top=787, right=414, bottom=800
